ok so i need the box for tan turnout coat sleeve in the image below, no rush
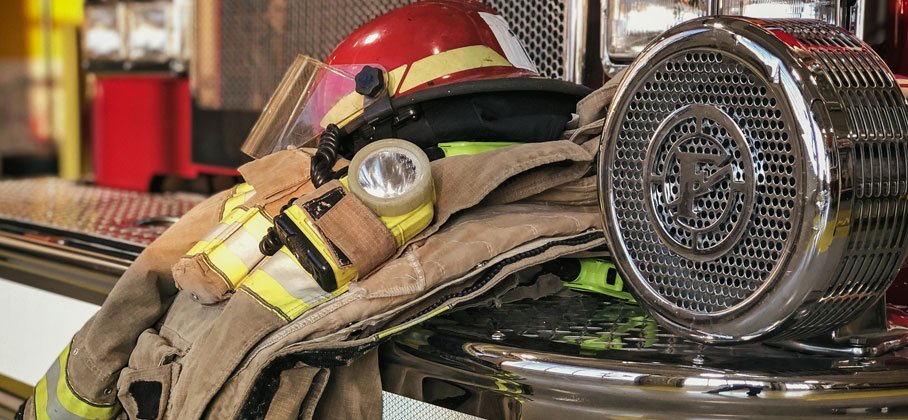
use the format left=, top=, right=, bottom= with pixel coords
left=20, top=151, right=316, bottom=419
left=21, top=188, right=233, bottom=419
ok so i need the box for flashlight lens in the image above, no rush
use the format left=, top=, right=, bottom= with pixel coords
left=357, top=150, right=419, bottom=199
left=348, top=138, right=434, bottom=218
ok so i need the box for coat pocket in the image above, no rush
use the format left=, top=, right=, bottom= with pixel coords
left=117, top=363, right=179, bottom=420
left=116, top=329, right=183, bottom=420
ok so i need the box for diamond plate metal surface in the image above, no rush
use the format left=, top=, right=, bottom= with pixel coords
left=0, top=178, right=204, bottom=249
left=485, top=0, right=565, bottom=80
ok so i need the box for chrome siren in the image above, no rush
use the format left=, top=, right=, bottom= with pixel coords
left=599, top=17, right=908, bottom=344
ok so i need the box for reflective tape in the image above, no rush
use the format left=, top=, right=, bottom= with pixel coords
left=240, top=248, right=345, bottom=321
left=187, top=183, right=257, bottom=255
left=320, top=45, right=510, bottom=127
left=186, top=205, right=258, bottom=256
left=223, top=183, right=256, bottom=218
left=398, top=45, right=511, bottom=93
left=34, top=344, right=120, bottom=420
left=185, top=206, right=273, bottom=290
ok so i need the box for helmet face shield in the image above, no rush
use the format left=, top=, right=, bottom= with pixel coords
left=241, top=55, right=383, bottom=159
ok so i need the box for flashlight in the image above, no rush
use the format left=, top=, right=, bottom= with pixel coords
left=260, top=139, right=434, bottom=292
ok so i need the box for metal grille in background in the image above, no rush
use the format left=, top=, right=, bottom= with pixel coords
left=214, top=0, right=412, bottom=111
left=382, top=392, right=484, bottom=420
left=195, top=0, right=568, bottom=111
left=485, top=0, right=565, bottom=80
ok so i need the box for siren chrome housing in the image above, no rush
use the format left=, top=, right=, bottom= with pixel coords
left=599, top=17, right=908, bottom=344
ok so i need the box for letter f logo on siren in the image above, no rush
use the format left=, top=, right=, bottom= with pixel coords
left=669, top=150, right=736, bottom=220
left=642, top=105, right=754, bottom=259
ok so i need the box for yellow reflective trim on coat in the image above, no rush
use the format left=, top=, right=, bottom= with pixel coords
left=186, top=239, right=210, bottom=256
left=34, top=375, right=49, bottom=419
left=185, top=206, right=273, bottom=290
left=223, top=206, right=255, bottom=225
left=241, top=249, right=348, bottom=321
left=35, top=344, right=119, bottom=419
left=377, top=305, right=450, bottom=339
left=242, top=209, right=273, bottom=238
left=185, top=207, right=250, bottom=257
left=242, top=270, right=309, bottom=321
left=235, top=182, right=255, bottom=195
left=206, top=244, right=251, bottom=287
left=223, top=183, right=256, bottom=218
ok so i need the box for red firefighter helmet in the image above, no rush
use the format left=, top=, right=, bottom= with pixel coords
left=242, top=0, right=589, bottom=159
left=329, top=0, right=591, bottom=150
left=329, top=0, right=543, bottom=97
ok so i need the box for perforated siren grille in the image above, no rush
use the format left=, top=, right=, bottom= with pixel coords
left=613, top=50, right=799, bottom=314
left=602, top=17, right=908, bottom=343
left=196, top=0, right=567, bottom=111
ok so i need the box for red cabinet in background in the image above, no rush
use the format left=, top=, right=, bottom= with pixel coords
left=92, top=76, right=237, bottom=191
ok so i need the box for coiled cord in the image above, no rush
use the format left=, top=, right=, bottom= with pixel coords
left=310, top=124, right=342, bottom=187
left=261, top=124, right=344, bottom=256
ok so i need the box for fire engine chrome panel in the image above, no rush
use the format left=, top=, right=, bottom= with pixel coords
left=598, top=17, right=908, bottom=344
left=381, top=295, right=908, bottom=419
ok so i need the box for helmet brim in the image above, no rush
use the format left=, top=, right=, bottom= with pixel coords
left=344, top=77, right=592, bottom=135
left=341, top=78, right=592, bottom=154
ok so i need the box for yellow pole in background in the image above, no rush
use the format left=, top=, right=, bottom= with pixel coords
left=59, top=24, right=81, bottom=180
left=26, top=0, right=84, bottom=180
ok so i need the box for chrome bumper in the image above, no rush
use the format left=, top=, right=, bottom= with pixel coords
left=380, top=295, right=908, bottom=419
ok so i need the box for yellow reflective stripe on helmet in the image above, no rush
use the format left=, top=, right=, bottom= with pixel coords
left=319, top=45, right=509, bottom=128
left=398, top=45, right=511, bottom=94
left=222, top=183, right=256, bottom=218
left=35, top=344, right=119, bottom=420
left=241, top=249, right=345, bottom=321
left=319, top=91, right=366, bottom=129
